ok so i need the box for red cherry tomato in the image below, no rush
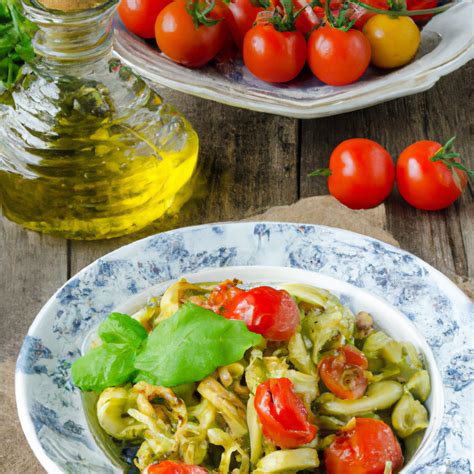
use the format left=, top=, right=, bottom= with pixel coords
left=314, top=138, right=395, bottom=209
left=224, top=286, right=300, bottom=340
left=118, top=0, right=173, bottom=38
left=352, top=0, right=389, bottom=29
left=319, top=345, right=368, bottom=399
left=145, top=461, right=207, bottom=474
left=396, top=140, right=468, bottom=211
left=207, top=280, right=244, bottom=313
left=243, top=22, right=307, bottom=83
left=155, top=0, right=228, bottom=68
left=406, top=0, right=437, bottom=23
left=290, top=0, right=322, bottom=34
left=254, top=378, right=317, bottom=448
left=307, top=25, right=371, bottom=86
left=324, top=418, right=404, bottom=474
left=224, top=0, right=264, bottom=49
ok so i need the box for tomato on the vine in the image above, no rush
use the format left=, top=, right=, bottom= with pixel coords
left=310, top=138, right=395, bottom=209
left=396, top=138, right=471, bottom=211
left=319, top=345, right=369, bottom=399
left=118, top=0, right=173, bottom=38
left=351, top=0, right=389, bottom=29
left=243, top=6, right=307, bottom=83
left=145, top=461, right=207, bottom=474
left=224, top=286, right=300, bottom=340
left=363, top=14, right=420, bottom=69
left=406, top=0, right=437, bottom=23
left=155, top=0, right=228, bottom=68
left=224, top=0, right=265, bottom=48
left=324, top=418, right=404, bottom=474
left=307, top=24, right=371, bottom=86
left=254, top=378, right=317, bottom=448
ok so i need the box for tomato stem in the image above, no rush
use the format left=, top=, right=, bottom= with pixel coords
left=308, top=168, right=332, bottom=177
left=186, top=0, right=222, bottom=29
left=352, top=0, right=454, bottom=17
left=430, top=136, right=474, bottom=191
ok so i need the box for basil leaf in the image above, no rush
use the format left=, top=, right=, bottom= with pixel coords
left=135, top=303, right=263, bottom=387
left=71, top=344, right=136, bottom=392
left=98, top=313, right=147, bottom=349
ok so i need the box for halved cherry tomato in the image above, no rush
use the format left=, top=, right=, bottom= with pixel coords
left=118, top=0, right=173, bottom=38
left=254, top=378, right=317, bottom=448
left=145, top=461, right=208, bottom=474
left=155, top=0, right=228, bottom=68
left=319, top=345, right=368, bottom=399
left=307, top=25, right=371, bottom=86
left=311, top=138, right=395, bottom=209
left=324, top=418, right=404, bottom=474
left=224, top=0, right=264, bottom=49
left=207, top=280, right=244, bottom=313
left=224, top=286, right=300, bottom=340
left=396, top=140, right=468, bottom=211
left=243, top=19, right=307, bottom=83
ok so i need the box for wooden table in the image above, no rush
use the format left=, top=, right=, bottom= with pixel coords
left=0, top=64, right=472, bottom=470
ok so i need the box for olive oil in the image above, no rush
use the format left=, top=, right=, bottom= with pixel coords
left=0, top=0, right=199, bottom=239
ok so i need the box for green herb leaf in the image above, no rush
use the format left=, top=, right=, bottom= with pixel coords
left=98, top=313, right=148, bottom=348
left=0, top=0, right=37, bottom=90
left=71, top=344, right=137, bottom=392
left=135, top=303, right=263, bottom=387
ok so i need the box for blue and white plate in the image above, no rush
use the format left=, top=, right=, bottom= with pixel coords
left=16, top=223, right=473, bottom=473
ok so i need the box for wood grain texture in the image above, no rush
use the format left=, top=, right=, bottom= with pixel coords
left=69, top=92, right=299, bottom=273
left=300, top=63, right=473, bottom=278
left=0, top=212, right=68, bottom=360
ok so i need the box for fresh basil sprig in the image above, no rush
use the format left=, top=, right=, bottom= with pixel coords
left=0, top=0, right=36, bottom=90
left=71, top=304, right=263, bottom=392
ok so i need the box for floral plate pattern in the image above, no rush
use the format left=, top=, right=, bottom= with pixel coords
left=113, top=2, right=474, bottom=118
left=16, top=223, right=473, bottom=473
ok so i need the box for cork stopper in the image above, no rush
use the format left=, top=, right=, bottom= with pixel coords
left=38, top=0, right=107, bottom=11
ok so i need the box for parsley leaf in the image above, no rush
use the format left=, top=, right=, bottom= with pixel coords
left=0, top=0, right=36, bottom=90
left=135, top=303, right=263, bottom=387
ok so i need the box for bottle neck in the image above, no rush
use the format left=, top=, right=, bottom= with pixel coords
left=22, top=0, right=118, bottom=72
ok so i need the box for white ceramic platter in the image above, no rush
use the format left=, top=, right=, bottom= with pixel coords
left=16, top=223, right=473, bottom=473
left=113, top=2, right=474, bottom=118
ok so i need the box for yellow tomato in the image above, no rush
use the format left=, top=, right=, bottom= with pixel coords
left=363, top=14, right=421, bottom=69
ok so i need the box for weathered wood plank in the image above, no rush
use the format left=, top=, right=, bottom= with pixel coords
left=69, top=92, right=300, bottom=273
left=299, top=64, right=473, bottom=278
left=0, top=213, right=68, bottom=360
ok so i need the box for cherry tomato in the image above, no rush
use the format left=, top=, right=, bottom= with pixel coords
left=396, top=140, right=468, bottom=211
left=155, top=0, right=228, bottom=68
left=292, top=0, right=321, bottom=34
left=224, top=286, right=300, bottom=340
left=243, top=22, right=307, bottom=83
left=363, top=15, right=420, bottom=69
left=254, top=378, right=317, bottom=448
left=224, top=0, right=264, bottom=48
left=324, top=418, right=404, bottom=474
left=313, top=138, right=395, bottom=209
left=319, top=345, right=368, bottom=399
left=307, top=25, right=371, bottom=86
left=145, top=461, right=207, bottom=474
left=406, top=0, right=437, bottom=23
left=352, top=0, right=389, bottom=29
left=118, top=0, right=173, bottom=38
left=207, top=280, right=244, bottom=313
